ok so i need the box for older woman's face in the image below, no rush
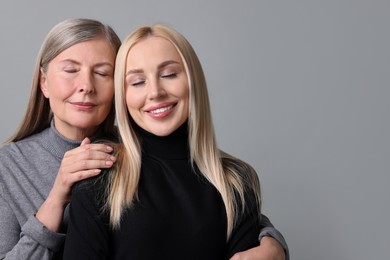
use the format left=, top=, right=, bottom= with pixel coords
left=124, top=36, right=189, bottom=136
left=40, top=37, right=115, bottom=140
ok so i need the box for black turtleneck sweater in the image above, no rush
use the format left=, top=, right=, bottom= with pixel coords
left=63, top=123, right=260, bottom=259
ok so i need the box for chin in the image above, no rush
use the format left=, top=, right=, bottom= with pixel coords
left=72, top=120, right=101, bottom=130
left=149, top=125, right=182, bottom=137
left=148, top=129, right=172, bottom=137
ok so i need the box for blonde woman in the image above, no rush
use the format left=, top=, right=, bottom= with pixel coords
left=64, top=24, right=288, bottom=259
left=0, top=18, right=120, bottom=259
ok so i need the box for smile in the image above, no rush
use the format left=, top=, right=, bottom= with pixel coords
left=145, top=103, right=177, bottom=119
left=70, top=102, right=97, bottom=110
left=149, top=105, right=174, bottom=114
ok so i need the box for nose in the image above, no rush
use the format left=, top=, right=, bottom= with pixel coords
left=77, top=71, right=95, bottom=94
left=148, top=79, right=166, bottom=99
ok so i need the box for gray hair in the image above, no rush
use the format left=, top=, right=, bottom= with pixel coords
left=8, top=18, right=121, bottom=142
left=40, top=18, right=121, bottom=72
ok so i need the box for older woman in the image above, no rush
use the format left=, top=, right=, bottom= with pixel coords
left=0, top=18, right=120, bottom=259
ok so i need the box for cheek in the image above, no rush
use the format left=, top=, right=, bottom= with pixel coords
left=47, top=87, right=69, bottom=101
left=45, top=77, right=75, bottom=100
left=179, top=78, right=190, bottom=97
left=104, top=86, right=115, bottom=102
left=100, top=79, right=114, bottom=92
left=125, top=90, right=141, bottom=112
left=181, top=85, right=190, bottom=107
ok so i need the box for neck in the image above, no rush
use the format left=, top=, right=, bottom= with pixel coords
left=53, top=122, right=99, bottom=141
left=133, top=122, right=190, bottom=160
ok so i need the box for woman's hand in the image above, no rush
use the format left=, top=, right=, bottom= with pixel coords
left=230, top=236, right=285, bottom=260
left=49, top=137, right=116, bottom=204
left=36, top=138, right=116, bottom=232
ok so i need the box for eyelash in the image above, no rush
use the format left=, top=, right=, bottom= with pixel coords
left=161, top=72, right=177, bottom=78
left=63, top=69, right=109, bottom=77
left=131, top=80, right=145, bottom=87
left=129, top=72, right=178, bottom=87
left=64, top=69, right=77, bottom=73
left=95, top=71, right=109, bottom=77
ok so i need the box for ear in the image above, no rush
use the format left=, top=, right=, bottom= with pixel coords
left=40, top=69, right=50, bottom=98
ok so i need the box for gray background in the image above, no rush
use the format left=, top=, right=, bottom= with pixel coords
left=1, top=1, right=389, bottom=259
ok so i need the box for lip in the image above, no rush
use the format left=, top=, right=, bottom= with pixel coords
left=145, top=102, right=176, bottom=119
left=70, top=102, right=97, bottom=110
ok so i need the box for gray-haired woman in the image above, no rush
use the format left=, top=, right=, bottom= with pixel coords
left=0, top=18, right=120, bottom=259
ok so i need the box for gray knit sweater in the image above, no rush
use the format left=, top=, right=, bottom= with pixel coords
left=0, top=123, right=288, bottom=260
left=0, top=124, right=82, bottom=260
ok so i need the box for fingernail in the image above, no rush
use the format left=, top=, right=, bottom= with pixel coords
left=106, top=160, right=113, bottom=166
left=106, top=146, right=113, bottom=151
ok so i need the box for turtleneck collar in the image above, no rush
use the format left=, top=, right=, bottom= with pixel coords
left=133, top=122, right=190, bottom=160
left=44, top=120, right=104, bottom=159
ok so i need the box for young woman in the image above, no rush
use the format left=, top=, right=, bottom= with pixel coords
left=0, top=18, right=120, bottom=259
left=64, top=24, right=288, bottom=259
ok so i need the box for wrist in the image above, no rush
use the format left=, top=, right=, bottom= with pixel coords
left=36, top=195, right=67, bottom=232
left=260, top=236, right=286, bottom=260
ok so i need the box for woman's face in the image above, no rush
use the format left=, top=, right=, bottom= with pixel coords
left=125, top=36, right=189, bottom=136
left=40, top=37, right=115, bottom=140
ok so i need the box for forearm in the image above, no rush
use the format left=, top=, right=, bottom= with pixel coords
left=258, top=215, right=289, bottom=260
left=1, top=215, right=64, bottom=260
left=36, top=191, right=67, bottom=232
left=0, top=194, right=58, bottom=259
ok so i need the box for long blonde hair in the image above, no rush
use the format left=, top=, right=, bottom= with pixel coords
left=6, top=18, right=121, bottom=143
left=109, top=24, right=261, bottom=238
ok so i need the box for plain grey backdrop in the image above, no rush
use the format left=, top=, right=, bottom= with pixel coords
left=1, top=1, right=389, bottom=259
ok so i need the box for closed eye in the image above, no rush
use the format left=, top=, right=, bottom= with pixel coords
left=95, top=71, right=110, bottom=77
left=64, top=69, right=78, bottom=73
left=161, top=73, right=177, bottom=78
left=131, top=80, right=145, bottom=87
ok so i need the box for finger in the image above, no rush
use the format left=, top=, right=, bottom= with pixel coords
left=79, top=143, right=114, bottom=153
left=60, top=152, right=116, bottom=174
left=71, top=149, right=116, bottom=161
left=230, top=246, right=264, bottom=260
left=229, top=253, right=244, bottom=260
left=80, top=137, right=91, bottom=146
left=62, top=158, right=115, bottom=174
left=63, top=143, right=114, bottom=159
left=70, top=169, right=103, bottom=184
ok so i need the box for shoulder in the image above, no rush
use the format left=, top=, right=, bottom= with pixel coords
left=0, top=142, right=15, bottom=158
left=71, top=172, right=109, bottom=207
left=0, top=130, right=51, bottom=172
left=0, top=140, right=32, bottom=194
left=220, top=150, right=261, bottom=210
left=73, top=171, right=108, bottom=193
left=0, top=129, right=49, bottom=157
left=221, top=151, right=259, bottom=181
left=0, top=140, right=31, bottom=173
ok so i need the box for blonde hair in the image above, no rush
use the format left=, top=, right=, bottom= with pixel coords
left=109, top=24, right=261, bottom=238
left=6, top=18, right=121, bottom=143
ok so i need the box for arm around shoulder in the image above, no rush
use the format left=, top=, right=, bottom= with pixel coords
left=258, top=215, right=289, bottom=260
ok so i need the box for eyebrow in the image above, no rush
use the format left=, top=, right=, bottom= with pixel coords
left=126, top=60, right=180, bottom=77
